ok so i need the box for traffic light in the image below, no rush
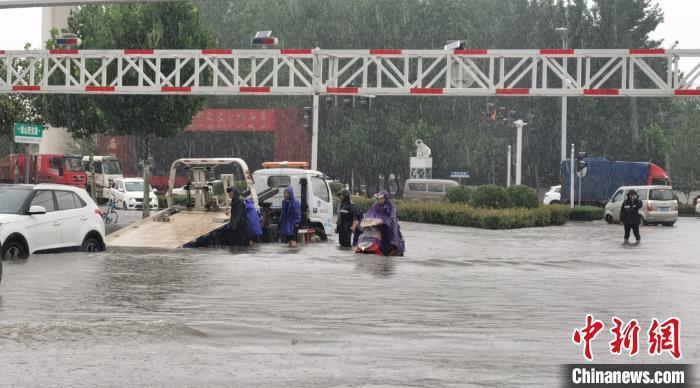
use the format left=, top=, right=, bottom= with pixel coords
left=486, top=103, right=497, bottom=121
left=303, top=106, right=312, bottom=132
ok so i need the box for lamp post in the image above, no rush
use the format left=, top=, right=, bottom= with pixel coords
left=555, top=27, right=568, bottom=162
left=507, top=145, right=512, bottom=187
left=513, top=119, right=527, bottom=185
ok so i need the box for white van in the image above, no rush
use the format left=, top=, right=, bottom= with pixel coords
left=402, top=179, right=459, bottom=201
left=604, top=185, right=678, bottom=226
left=253, top=163, right=333, bottom=240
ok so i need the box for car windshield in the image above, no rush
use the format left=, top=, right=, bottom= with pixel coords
left=65, top=157, right=84, bottom=172
left=0, top=187, right=32, bottom=214
left=125, top=182, right=150, bottom=192
left=649, top=189, right=674, bottom=201
left=103, top=160, right=122, bottom=175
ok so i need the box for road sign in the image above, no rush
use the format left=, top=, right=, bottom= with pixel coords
left=576, top=165, right=588, bottom=178
left=450, top=171, right=470, bottom=178
left=14, top=123, right=44, bottom=144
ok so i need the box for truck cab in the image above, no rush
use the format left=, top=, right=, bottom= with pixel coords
left=82, top=156, right=123, bottom=203
left=35, top=154, right=87, bottom=188
left=0, top=154, right=86, bottom=188
left=253, top=162, right=333, bottom=241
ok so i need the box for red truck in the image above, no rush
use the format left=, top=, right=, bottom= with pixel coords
left=0, top=154, right=87, bottom=188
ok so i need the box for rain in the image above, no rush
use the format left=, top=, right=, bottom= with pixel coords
left=1, top=0, right=699, bottom=386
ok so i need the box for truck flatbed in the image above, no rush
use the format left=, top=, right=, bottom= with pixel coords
left=106, top=208, right=228, bottom=249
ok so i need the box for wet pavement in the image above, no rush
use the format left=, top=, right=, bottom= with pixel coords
left=1, top=216, right=699, bottom=387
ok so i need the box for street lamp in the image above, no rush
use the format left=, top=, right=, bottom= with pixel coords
left=513, top=119, right=527, bottom=185
left=555, top=27, right=568, bottom=162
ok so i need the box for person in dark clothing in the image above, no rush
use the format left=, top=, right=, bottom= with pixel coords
left=227, top=187, right=250, bottom=246
left=336, top=189, right=362, bottom=247
left=280, top=186, right=301, bottom=247
left=620, top=189, right=643, bottom=244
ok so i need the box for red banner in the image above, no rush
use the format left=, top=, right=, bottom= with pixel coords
left=186, top=109, right=277, bottom=132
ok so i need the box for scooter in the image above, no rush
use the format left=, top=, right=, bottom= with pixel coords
left=354, top=218, right=402, bottom=256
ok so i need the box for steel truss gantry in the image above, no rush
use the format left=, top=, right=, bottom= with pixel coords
left=1, top=48, right=699, bottom=97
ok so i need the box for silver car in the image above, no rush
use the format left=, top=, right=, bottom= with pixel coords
left=605, top=185, right=678, bottom=226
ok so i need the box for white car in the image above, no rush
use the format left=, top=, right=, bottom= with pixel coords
left=543, top=185, right=561, bottom=205
left=109, top=178, right=158, bottom=211
left=695, top=196, right=700, bottom=215
left=171, top=183, right=214, bottom=196
left=0, top=184, right=106, bottom=259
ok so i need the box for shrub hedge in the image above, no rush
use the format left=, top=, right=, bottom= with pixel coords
left=445, top=185, right=473, bottom=204
left=394, top=201, right=557, bottom=229
left=568, top=206, right=605, bottom=221
left=548, top=205, right=571, bottom=225
left=505, top=185, right=539, bottom=208
left=679, top=204, right=696, bottom=216
left=471, top=184, right=509, bottom=209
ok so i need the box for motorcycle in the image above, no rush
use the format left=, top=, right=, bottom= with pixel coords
left=354, top=218, right=402, bottom=256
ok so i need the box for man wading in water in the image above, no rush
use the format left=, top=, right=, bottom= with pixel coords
left=620, top=189, right=643, bottom=244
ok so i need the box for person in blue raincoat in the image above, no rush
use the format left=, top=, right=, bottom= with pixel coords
left=245, top=197, right=263, bottom=244
left=364, top=190, right=405, bottom=256
left=280, top=186, right=301, bottom=247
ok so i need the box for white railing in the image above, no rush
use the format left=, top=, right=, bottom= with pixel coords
left=1, top=48, right=699, bottom=97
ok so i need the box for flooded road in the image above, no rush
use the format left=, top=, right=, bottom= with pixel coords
left=1, top=217, right=699, bottom=387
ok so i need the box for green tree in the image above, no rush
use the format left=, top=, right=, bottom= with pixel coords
left=37, top=1, right=214, bottom=217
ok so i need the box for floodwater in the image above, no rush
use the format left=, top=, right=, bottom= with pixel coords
left=1, top=217, right=699, bottom=387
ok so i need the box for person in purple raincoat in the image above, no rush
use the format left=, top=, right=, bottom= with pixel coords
left=364, top=190, right=405, bottom=256
left=280, top=186, right=301, bottom=247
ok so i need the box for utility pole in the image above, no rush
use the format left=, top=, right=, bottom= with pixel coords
left=311, top=93, right=319, bottom=171
left=556, top=27, right=569, bottom=162
left=513, top=119, right=527, bottom=185
left=507, top=145, right=512, bottom=187
left=570, top=143, right=575, bottom=209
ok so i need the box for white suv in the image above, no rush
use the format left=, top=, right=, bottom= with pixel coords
left=0, top=184, right=106, bottom=259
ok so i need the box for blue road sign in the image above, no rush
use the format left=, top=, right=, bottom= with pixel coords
left=450, top=171, right=470, bottom=178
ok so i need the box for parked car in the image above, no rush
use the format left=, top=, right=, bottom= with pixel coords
left=543, top=185, right=561, bottom=205
left=403, top=179, right=459, bottom=202
left=604, top=185, right=678, bottom=226
left=109, top=178, right=158, bottom=210
left=171, top=183, right=214, bottom=196
left=0, top=183, right=106, bottom=259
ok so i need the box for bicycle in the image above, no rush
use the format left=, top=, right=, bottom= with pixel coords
left=103, top=199, right=119, bottom=225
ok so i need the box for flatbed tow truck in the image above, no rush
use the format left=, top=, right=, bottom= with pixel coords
left=106, top=158, right=261, bottom=249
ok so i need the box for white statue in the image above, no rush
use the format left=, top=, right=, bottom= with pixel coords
left=415, top=139, right=431, bottom=159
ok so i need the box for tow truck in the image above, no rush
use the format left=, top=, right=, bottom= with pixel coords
left=253, top=161, right=333, bottom=242
left=106, top=158, right=259, bottom=249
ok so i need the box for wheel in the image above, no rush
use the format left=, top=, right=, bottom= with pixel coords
left=122, top=200, right=127, bottom=210
left=105, top=210, right=119, bottom=225
left=0, top=260, right=3, bottom=285
left=550, top=200, right=561, bottom=205
left=314, top=226, right=328, bottom=241
left=642, top=217, right=650, bottom=226
left=605, top=214, right=613, bottom=224
left=81, top=235, right=103, bottom=252
left=2, top=240, right=28, bottom=259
